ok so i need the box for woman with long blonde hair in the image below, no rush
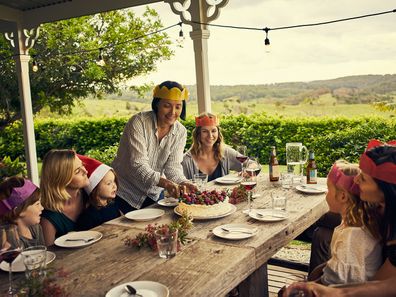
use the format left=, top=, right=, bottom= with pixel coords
left=40, top=149, right=89, bottom=245
left=182, top=112, right=242, bottom=182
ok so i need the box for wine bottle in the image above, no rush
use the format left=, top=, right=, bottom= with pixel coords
left=269, top=146, right=280, bottom=182
left=306, top=151, right=317, bottom=184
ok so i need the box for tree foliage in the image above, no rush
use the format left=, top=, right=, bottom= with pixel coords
left=0, top=7, right=173, bottom=128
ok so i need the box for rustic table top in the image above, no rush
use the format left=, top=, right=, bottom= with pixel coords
left=0, top=175, right=328, bottom=297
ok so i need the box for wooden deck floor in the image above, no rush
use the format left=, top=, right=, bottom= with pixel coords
left=268, top=264, right=307, bottom=296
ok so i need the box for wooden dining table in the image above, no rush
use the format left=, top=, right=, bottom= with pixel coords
left=0, top=175, right=328, bottom=297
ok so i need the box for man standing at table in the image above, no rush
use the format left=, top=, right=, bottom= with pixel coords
left=112, top=81, right=195, bottom=213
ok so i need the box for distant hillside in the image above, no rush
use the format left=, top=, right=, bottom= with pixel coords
left=108, top=74, right=396, bottom=105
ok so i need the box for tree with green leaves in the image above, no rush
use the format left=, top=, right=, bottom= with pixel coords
left=0, top=7, right=174, bottom=129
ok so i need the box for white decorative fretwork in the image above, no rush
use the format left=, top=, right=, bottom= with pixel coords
left=3, top=27, right=40, bottom=53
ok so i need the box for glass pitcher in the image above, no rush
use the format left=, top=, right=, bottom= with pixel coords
left=286, top=142, right=308, bottom=178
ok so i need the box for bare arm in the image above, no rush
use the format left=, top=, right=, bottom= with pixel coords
left=40, top=218, right=56, bottom=246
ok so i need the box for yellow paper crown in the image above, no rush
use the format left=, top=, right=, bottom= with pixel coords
left=195, top=114, right=219, bottom=127
left=153, top=85, right=189, bottom=101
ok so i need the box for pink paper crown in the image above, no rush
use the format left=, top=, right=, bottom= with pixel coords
left=0, top=179, right=38, bottom=216
left=195, top=114, right=219, bottom=127
left=328, top=163, right=360, bottom=196
left=359, top=139, right=396, bottom=184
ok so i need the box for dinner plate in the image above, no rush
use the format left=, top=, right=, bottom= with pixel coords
left=125, top=209, right=165, bottom=221
left=174, top=204, right=237, bottom=220
left=248, top=209, right=288, bottom=222
left=106, top=281, right=169, bottom=297
left=157, top=198, right=179, bottom=207
left=0, top=251, right=56, bottom=272
left=295, top=184, right=327, bottom=194
left=54, top=230, right=102, bottom=248
left=213, top=223, right=258, bottom=240
left=214, top=176, right=242, bottom=185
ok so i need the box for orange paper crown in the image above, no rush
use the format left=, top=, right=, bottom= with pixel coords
left=195, top=114, right=219, bottom=127
left=153, top=85, right=188, bottom=101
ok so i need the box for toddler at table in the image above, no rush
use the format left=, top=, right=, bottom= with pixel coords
left=309, top=160, right=382, bottom=285
left=0, top=177, right=45, bottom=248
left=75, top=155, right=121, bottom=230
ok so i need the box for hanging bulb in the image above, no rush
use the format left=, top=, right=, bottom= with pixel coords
left=264, top=27, right=271, bottom=53
left=96, top=48, right=106, bottom=66
left=32, top=59, right=39, bottom=72
left=177, top=22, right=185, bottom=44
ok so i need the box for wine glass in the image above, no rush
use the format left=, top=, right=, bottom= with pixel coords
left=241, top=169, right=257, bottom=214
left=236, top=145, right=248, bottom=171
left=246, top=157, right=262, bottom=198
left=0, top=224, right=22, bottom=296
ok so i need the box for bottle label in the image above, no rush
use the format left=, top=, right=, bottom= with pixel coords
left=270, top=165, right=280, bottom=178
left=308, top=169, right=317, bottom=183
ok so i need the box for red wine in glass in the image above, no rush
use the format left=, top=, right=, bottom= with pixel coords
left=241, top=181, right=257, bottom=191
left=246, top=168, right=261, bottom=177
left=236, top=155, right=248, bottom=164
left=0, top=250, right=21, bottom=264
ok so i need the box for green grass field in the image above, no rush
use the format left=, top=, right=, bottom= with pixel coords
left=36, top=94, right=395, bottom=119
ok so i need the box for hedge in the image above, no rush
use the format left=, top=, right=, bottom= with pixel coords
left=1, top=114, right=395, bottom=176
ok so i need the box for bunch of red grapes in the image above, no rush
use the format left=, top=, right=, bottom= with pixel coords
left=229, top=185, right=248, bottom=204
left=179, top=189, right=227, bottom=205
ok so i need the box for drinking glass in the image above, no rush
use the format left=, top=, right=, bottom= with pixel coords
left=0, top=224, right=22, bottom=296
left=246, top=158, right=262, bottom=198
left=271, top=192, right=287, bottom=214
left=193, top=173, right=208, bottom=191
left=241, top=169, right=257, bottom=214
left=235, top=145, right=248, bottom=170
left=281, top=172, right=293, bottom=190
left=21, top=245, right=47, bottom=280
left=154, top=229, right=178, bottom=259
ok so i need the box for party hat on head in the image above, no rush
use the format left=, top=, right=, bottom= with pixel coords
left=77, top=154, right=112, bottom=195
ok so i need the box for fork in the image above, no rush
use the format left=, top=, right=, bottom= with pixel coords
left=221, top=227, right=254, bottom=235
left=256, top=212, right=286, bottom=219
left=65, top=237, right=95, bottom=243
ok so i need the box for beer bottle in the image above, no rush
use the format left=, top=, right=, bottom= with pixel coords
left=269, top=146, right=280, bottom=182
left=306, top=151, right=317, bottom=184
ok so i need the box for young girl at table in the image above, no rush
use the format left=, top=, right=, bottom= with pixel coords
left=310, top=160, right=382, bottom=285
left=75, top=155, right=120, bottom=230
left=0, top=177, right=45, bottom=248
left=182, top=112, right=242, bottom=182
left=40, top=149, right=89, bottom=246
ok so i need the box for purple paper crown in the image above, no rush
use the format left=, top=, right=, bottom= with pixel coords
left=0, top=179, right=38, bottom=216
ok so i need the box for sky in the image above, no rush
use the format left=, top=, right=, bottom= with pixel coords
left=130, top=0, right=396, bottom=86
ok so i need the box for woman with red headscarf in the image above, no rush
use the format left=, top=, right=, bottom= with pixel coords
left=284, top=140, right=396, bottom=297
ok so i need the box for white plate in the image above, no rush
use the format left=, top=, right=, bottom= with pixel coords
left=157, top=198, right=179, bottom=207
left=213, top=224, right=258, bottom=240
left=0, top=251, right=56, bottom=272
left=174, top=204, right=237, bottom=220
left=54, top=230, right=102, bottom=248
left=106, top=281, right=169, bottom=297
left=249, top=209, right=288, bottom=222
left=295, top=184, right=327, bottom=194
left=125, top=209, right=165, bottom=221
left=214, top=176, right=242, bottom=185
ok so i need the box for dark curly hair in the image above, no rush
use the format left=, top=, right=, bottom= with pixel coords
left=151, top=81, right=186, bottom=120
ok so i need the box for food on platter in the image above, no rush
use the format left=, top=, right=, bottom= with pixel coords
left=177, top=190, right=232, bottom=218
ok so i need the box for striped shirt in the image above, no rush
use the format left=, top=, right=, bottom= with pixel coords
left=112, top=111, right=187, bottom=209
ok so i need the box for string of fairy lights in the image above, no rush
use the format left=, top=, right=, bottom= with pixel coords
left=0, top=8, right=394, bottom=72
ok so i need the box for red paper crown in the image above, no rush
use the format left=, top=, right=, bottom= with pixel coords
left=195, top=114, right=219, bottom=127
left=359, top=139, right=396, bottom=184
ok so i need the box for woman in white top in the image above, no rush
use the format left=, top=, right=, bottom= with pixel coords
left=112, top=81, right=195, bottom=213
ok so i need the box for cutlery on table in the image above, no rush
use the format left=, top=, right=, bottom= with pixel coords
left=65, top=237, right=95, bottom=243
left=299, top=185, right=325, bottom=191
left=255, top=212, right=286, bottom=219
left=221, top=227, right=254, bottom=235
left=124, top=285, right=143, bottom=297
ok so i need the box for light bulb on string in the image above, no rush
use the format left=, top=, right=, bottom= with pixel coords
left=96, top=48, right=106, bottom=66
left=32, top=57, right=39, bottom=72
left=264, top=27, right=270, bottom=53
left=177, top=22, right=185, bottom=44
